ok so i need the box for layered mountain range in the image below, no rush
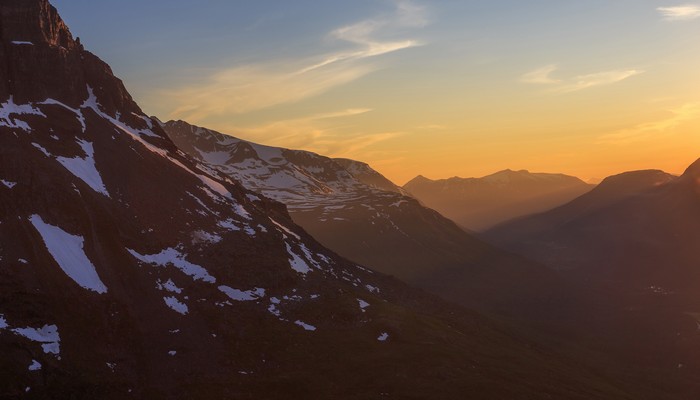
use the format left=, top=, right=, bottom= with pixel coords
left=487, top=166, right=700, bottom=389
left=162, top=120, right=565, bottom=316
left=0, top=1, right=654, bottom=398
left=486, top=166, right=697, bottom=297
left=404, top=170, right=593, bottom=231
left=160, top=123, right=700, bottom=398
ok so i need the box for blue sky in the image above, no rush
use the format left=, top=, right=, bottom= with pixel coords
left=51, top=1, right=700, bottom=183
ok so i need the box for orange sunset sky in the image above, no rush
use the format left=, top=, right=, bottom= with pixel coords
left=54, top=0, right=700, bottom=184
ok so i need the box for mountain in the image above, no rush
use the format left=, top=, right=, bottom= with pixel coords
left=161, top=123, right=700, bottom=398
left=162, top=120, right=567, bottom=316
left=404, top=169, right=593, bottom=231
left=485, top=166, right=700, bottom=392
left=484, top=170, right=680, bottom=280
left=332, top=158, right=409, bottom=195
left=486, top=169, right=677, bottom=249
left=0, top=1, right=651, bottom=398
left=501, top=163, right=699, bottom=293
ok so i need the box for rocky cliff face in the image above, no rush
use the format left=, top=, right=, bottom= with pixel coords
left=0, top=0, right=142, bottom=120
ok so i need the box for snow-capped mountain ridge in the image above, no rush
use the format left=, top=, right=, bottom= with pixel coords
left=162, top=119, right=397, bottom=210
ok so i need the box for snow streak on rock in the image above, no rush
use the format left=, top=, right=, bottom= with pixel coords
left=29, top=215, right=108, bottom=294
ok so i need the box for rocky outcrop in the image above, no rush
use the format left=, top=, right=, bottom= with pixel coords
left=0, top=0, right=143, bottom=124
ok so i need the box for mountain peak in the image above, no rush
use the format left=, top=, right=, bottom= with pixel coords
left=0, top=0, right=77, bottom=49
left=405, top=175, right=432, bottom=185
left=1, top=0, right=143, bottom=117
left=681, top=158, right=700, bottom=178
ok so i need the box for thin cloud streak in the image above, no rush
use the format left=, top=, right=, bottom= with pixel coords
left=212, top=108, right=404, bottom=160
left=597, top=103, right=700, bottom=145
left=657, top=5, right=700, bottom=21
left=163, top=1, right=427, bottom=123
left=553, top=69, right=643, bottom=93
left=522, top=65, right=643, bottom=93
left=520, top=64, right=561, bottom=84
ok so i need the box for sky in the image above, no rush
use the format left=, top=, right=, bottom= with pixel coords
left=52, top=0, right=700, bottom=184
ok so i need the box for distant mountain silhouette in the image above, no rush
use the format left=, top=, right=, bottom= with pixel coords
left=404, top=169, right=592, bottom=231
left=486, top=169, right=677, bottom=247
left=486, top=165, right=700, bottom=388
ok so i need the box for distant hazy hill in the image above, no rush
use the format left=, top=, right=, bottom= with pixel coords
left=485, top=165, right=700, bottom=297
left=404, top=169, right=593, bottom=231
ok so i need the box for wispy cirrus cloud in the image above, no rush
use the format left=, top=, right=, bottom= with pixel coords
left=597, top=102, right=700, bottom=145
left=520, top=64, right=561, bottom=84
left=163, top=0, right=428, bottom=123
left=553, top=69, right=643, bottom=93
left=215, top=108, right=404, bottom=159
left=657, top=4, right=700, bottom=21
left=521, top=65, right=643, bottom=93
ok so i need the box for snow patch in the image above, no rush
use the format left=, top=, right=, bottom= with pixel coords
left=270, top=218, right=300, bottom=240
left=163, top=296, right=189, bottom=315
left=0, top=97, right=45, bottom=131
left=268, top=298, right=283, bottom=318
left=157, top=279, right=183, bottom=294
left=365, top=284, right=380, bottom=294
left=56, top=140, right=110, bottom=197
left=12, top=41, right=34, bottom=45
left=28, top=360, right=42, bottom=371
left=218, top=218, right=241, bottom=231
left=12, top=324, right=61, bottom=356
left=357, top=299, right=370, bottom=312
left=377, top=332, right=389, bottom=342
left=294, top=320, right=317, bottom=331
left=1, top=180, right=17, bottom=189
left=219, top=286, right=266, bottom=302
left=31, top=143, right=51, bottom=157
left=196, top=149, right=232, bottom=165
left=286, top=243, right=311, bottom=275
left=29, top=215, right=108, bottom=294
left=127, top=247, right=215, bottom=283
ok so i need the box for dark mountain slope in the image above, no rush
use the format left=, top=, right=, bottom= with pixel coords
left=485, top=166, right=700, bottom=393
left=485, top=169, right=679, bottom=276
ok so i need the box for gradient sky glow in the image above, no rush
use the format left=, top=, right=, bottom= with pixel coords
left=52, top=0, right=700, bottom=184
